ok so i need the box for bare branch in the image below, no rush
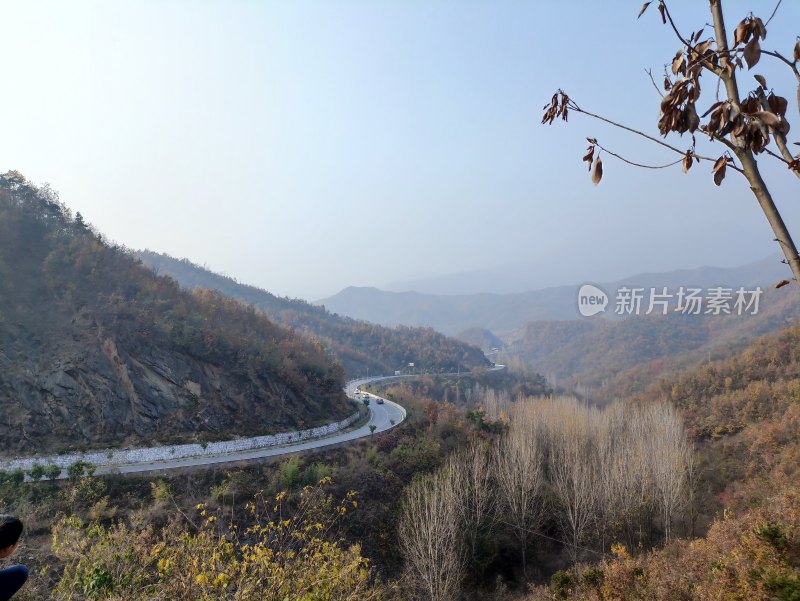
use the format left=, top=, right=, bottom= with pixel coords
left=595, top=143, right=682, bottom=169
left=568, top=100, right=744, bottom=173
left=765, top=0, right=782, bottom=26
left=646, top=68, right=665, bottom=98
left=660, top=1, right=692, bottom=47
left=542, top=1, right=800, bottom=288
left=709, top=0, right=743, bottom=105
left=754, top=87, right=800, bottom=178
left=761, top=49, right=800, bottom=83
left=569, top=101, right=685, bottom=154
left=661, top=1, right=725, bottom=79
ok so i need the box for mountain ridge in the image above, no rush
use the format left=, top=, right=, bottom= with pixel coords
left=135, top=251, right=491, bottom=378
left=0, top=172, right=351, bottom=455
left=319, top=254, right=788, bottom=335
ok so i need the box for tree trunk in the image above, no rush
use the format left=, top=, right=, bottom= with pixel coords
left=710, top=0, right=800, bottom=287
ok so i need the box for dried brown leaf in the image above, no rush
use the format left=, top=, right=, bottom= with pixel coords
left=754, top=74, right=767, bottom=89
left=637, top=1, right=651, bottom=19
left=693, top=28, right=705, bottom=43
left=591, top=157, right=603, bottom=185
left=702, top=101, right=724, bottom=118
left=712, top=155, right=727, bottom=186
left=753, top=111, right=782, bottom=128
left=694, top=40, right=713, bottom=56
left=743, top=38, right=761, bottom=69
left=741, top=96, right=761, bottom=113
left=754, top=17, right=766, bottom=41
left=794, top=40, right=800, bottom=63
left=775, top=279, right=792, bottom=289
left=685, top=103, right=700, bottom=133
left=733, top=21, right=748, bottom=47
left=582, top=145, right=595, bottom=169
left=713, top=163, right=726, bottom=186
left=768, top=94, right=788, bottom=117
left=657, top=2, right=666, bottom=24
left=672, top=50, right=685, bottom=76
left=682, top=151, right=693, bottom=173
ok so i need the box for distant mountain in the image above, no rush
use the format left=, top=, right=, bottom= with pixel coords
left=383, top=255, right=788, bottom=296
left=0, top=172, right=351, bottom=455
left=316, top=286, right=577, bottom=335
left=501, top=285, right=799, bottom=395
left=385, top=264, right=545, bottom=296
left=455, top=328, right=505, bottom=352
left=319, top=255, right=789, bottom=336
left=135, top=252, right=490, bottom=378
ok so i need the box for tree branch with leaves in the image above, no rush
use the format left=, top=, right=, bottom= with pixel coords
left=542, top=0, right=800, bottom=289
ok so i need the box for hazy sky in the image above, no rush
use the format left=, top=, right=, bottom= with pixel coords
left=2, top=0, right=799, bottom=299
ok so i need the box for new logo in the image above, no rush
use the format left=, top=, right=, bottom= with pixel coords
left=577, top=284, right=608, bottom=317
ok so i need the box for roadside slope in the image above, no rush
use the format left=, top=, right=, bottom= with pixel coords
left=0, top=172, right=351, bottom=455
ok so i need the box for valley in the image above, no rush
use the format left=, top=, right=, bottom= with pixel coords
left=2, top=1, right=800, bottom=598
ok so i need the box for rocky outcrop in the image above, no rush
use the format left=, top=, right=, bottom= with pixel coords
left=0, top=172, right=351, bottom=455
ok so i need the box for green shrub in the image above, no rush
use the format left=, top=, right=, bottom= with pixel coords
left=550, top=570, right=577, bottom=598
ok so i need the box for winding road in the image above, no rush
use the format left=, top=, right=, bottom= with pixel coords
left=13, top=367, right=501, bottom=479
left=90, top=375, right=407, bottom=477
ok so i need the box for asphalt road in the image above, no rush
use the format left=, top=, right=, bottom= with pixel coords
left=23, top=367, right=502, bottom=479
left=93, top=375, right=407, bottom=476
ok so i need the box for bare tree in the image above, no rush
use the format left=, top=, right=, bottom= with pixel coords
left=684, top=440, right=700, bottom=538
left=398, top=462, right=465, bottom=601
left=594, top=403, right=624, bottom=553
left=401, top=391, right=695, bottom=587
left=613, top=403, right=659, bottom=547
left=645, top=403, right=693, bottom=542
left=494, top=402, right=545, bottom=581
left=543, top=0, right=800, bottom=289
left=451, top=442, right=498, bottom=570
left=545, top=400, right=599, bottom=567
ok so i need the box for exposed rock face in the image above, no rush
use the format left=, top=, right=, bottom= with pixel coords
left=0, top=172, right=350, bottom=455
left=0, top=304, right=347, bottom=455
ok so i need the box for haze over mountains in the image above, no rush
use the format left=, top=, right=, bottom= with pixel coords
left=319, top=254, right=799, bottom=398
left=136, top=251, right=490, bottom=378
left=382, top=254, right=789, bottom=296
left=320, top=254, right=789, bottom=336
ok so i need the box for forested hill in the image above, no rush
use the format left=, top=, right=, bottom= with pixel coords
left=136, top=251, right=491, bottom=377
left=0, top=172, right=352, bottom=455
left=500, top=286, right=799, bottom=396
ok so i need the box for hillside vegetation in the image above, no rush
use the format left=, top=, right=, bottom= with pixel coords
left=501, top=290, right=798, bottom=395
left=519, top=317, right=800, bottom=600
left=137, top=251, right=490, bottom=377
left=0, top=172, right=351, bottom=454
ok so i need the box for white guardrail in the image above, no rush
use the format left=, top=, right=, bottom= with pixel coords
left=0, top=406, right=362, bottom=473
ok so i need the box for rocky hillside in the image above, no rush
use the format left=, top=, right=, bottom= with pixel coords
left=0, top=172, right=352, bottom=455
left=136, top=251, right=490, bottom=377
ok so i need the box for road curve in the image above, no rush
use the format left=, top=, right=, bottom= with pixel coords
left=16, top=367, right=502, bottom=479
left=92, top=376, right=407, bottom=476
